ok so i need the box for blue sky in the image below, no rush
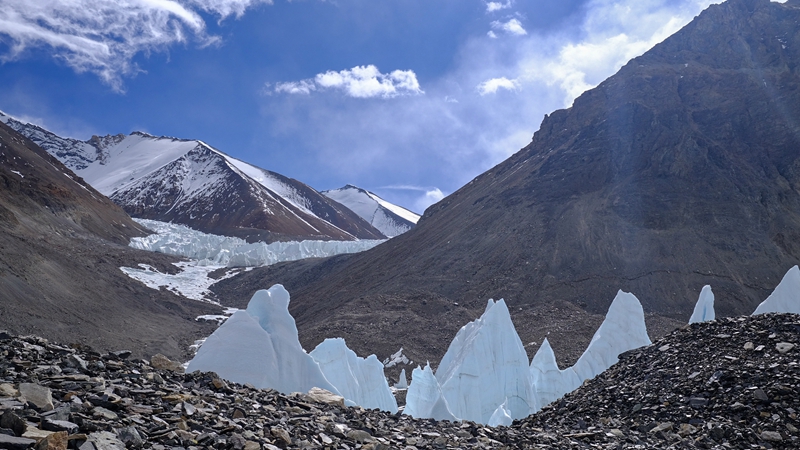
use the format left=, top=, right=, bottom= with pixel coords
left=0, top=0, right=716, bottom=213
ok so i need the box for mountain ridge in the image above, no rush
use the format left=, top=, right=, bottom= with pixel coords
left=0, top=113, right=386, bottom=243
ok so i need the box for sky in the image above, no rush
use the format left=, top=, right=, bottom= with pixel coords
left=0, top=0, right=721, bottom=214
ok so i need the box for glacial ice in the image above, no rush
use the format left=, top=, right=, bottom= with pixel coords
left=529, top=338, right=581, bottom=408
left=395, top=369, right=408, bottom=389
left=404, top=363, right=458, bottom=421
left=130, top=219, right=384, bottom=267
left=309, top=338, right=398, bottom=413
left=571, top=290, right=652, bottom=382
left=186, top=285, right=339, bottom=395
left=753, top=265, right=800, bottom=315
left=434, top=299, right=536, bottom=424
left=487, top=399, right=513, bottom=427
left=689, top=285, right=715, bottom=323
left=187, top=285, right=399, bottom=412
left=405, top=291, right=652, bottom=423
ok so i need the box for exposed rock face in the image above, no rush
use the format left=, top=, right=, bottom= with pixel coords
left=0, top=313, right=797, bottom=449
left=0, top=121, right=218, bottom=359
left=212, top=0, right=800, bottom=367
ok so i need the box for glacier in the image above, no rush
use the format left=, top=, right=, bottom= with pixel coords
left=187, top=285, right=339, bottom=395
left=570, top=291, right=652, bottom=382
left=528, top=338, right=581, bottom=409
left=129, top=219, right=384, bottom=267
left=689, top=285, right=715, bottom=323
left=405, top=290, right=651, bottom=424
left=121, top=218, right=383, bottom=303
left=309, top=338, right=398, bottom=413
left=404, top=363, right=458, bottom=421
left=753, top=265, right=800, bottom=315
left=433, top=299, right=536, bottom=424
left=187, top=285, right=397, bottom=412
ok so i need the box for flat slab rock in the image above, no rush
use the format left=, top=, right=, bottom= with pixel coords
left=0, top=314, right=798, bottom=449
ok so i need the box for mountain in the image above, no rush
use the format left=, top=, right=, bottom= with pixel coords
left=0, top=120, right=219, bottom=359
left=0, top=113, right=386, bottom=243
left=211, top=0, right=800, bottom=367
left=322, top=185, right=419, bottom=237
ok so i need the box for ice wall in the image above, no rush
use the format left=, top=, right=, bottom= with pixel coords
left=571, top=290, right=652, bottom=382
left=689, top=285, right=715, bottom=323
left=434, top=299, right=536, bottom=424
left=753, top=265, right=800, bottom=315
left=310, top=338, right=398, bottom=413
left=129, top=219, right=383, bottom=267
left=528, top=338, right=581, bottom=408
left=187, top=285, right=399, bottom=412
left=404, top=364, right=458, bottom=421
left=186, top=285, right=338, bottom=395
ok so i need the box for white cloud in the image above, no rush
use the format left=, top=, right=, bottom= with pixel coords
left=257, top=0, right=721, bottom=213
left=477, top=77, right=518, bottom=95
left=274, top=80, right=316, bottom=95
left=273, top=65, right=424, bottom=99
left=415, top=188, right=445, bottom=212
left=491, top=18, right=527, bottom=36
left=0, top=0, right=272, bottom=91
left=518, top=0, right=717, bottom=106
left=485, top=1, right=512, bottom=13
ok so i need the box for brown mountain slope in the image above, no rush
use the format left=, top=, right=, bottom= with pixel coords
left=0, top=121, right=217, bottom=360
left=213, top=0, right=800, bottom=369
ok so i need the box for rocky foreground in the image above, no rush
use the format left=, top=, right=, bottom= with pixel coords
left=0, top=313, right=798, bottom=449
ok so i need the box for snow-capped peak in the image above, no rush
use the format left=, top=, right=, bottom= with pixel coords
left=322, top=184, right=420, bottom=237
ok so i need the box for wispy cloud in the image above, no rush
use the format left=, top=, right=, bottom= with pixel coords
left=485, top=1, right=513, bottom=13
left=490, top=18, right=527, bottom=36
left=271, top=65, right=424, bottom=99
left=477, top=77, right=518, bottom=95
left=0, top=0, right=272, bottom=91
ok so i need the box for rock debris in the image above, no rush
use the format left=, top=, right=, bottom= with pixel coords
left=0, top=313, right=798, bottom=449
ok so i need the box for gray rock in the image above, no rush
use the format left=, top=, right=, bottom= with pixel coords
left=116, top=426, right=144, bottom=447
left=87, top=431, right=126, bottom=450
left=761, top=430, right=783, bottom=442
left=0, top=433, right=36, bottom=450
left=18, top=383, right=54, bottom=411
left=150, top=354, right=184, bottom=373
left=776, top=342, right=795, bottom=354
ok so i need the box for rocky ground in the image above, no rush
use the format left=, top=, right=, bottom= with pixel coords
left=0, top=313, right=797, bottom=449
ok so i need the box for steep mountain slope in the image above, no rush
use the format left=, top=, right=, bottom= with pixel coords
left=0, top=115, right=385, bottom=242
left=322, top=185, right=419, bottom=237
left=213, top=0, right=800, bottom=367
left=0, top=120, right=218, bottom=359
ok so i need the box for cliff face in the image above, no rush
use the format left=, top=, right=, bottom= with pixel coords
left=213, top=0, right=800, bottom=366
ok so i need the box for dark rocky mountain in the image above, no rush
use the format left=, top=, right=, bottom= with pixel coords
left=212, top=0, right=800, bottom=368
left=0, top=120, right=218, bottom=360
left=0, top=113, right=385, bottom=243
left=0, top=313, right=796, bottom=449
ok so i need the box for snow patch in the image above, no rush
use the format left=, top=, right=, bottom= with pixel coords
left=383, top=348, right=411, bottom=368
